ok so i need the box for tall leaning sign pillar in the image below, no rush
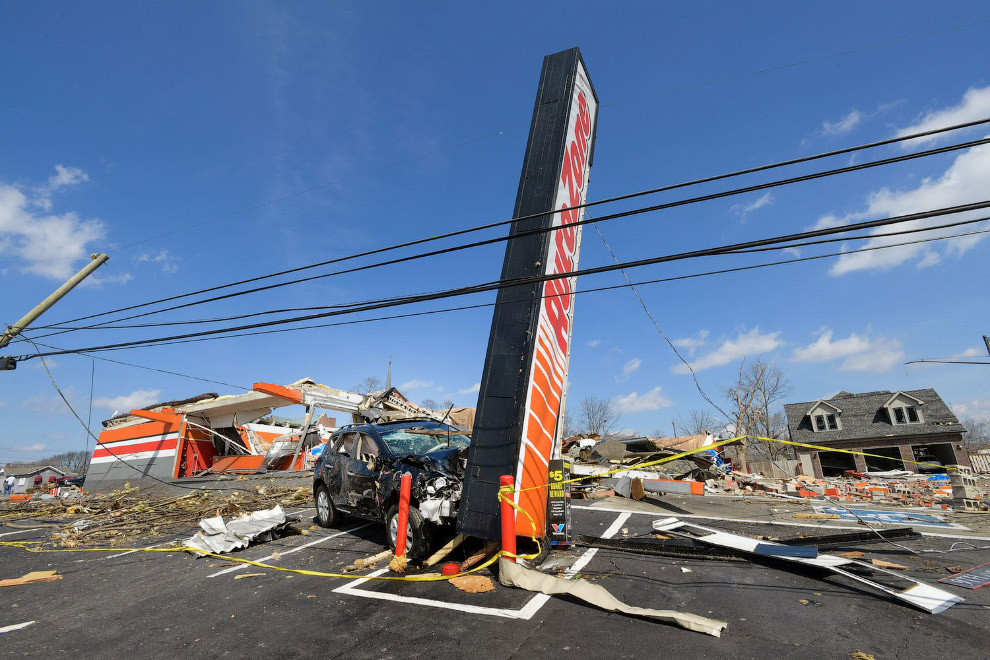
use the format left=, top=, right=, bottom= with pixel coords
left=457, top=48, right=598, bottom=541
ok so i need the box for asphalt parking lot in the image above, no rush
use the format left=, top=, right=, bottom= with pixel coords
left=1, top=495, right=988, bottom=659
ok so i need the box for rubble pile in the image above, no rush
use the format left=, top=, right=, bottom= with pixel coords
left=705, top=469, right=990, bottom=511
left=0, top=482, right=313, bottom=546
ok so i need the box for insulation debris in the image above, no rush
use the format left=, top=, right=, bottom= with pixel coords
left=0, top=571, right=62, bottom=588
left=497, top=558, right=728, bottom=637
left=448, top=575, right=495, bottom=593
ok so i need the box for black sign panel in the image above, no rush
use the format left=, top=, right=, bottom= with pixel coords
left=547, top=458, right=572, bottom=547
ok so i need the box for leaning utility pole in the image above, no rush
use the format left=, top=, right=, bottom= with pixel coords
left=0, top=253, right=109, bottom=366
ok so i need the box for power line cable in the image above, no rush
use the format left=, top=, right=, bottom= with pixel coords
left=45, top=214, right=990, bottom=331
left=32, top=121, right=990, bottom=334
left=15, top=203, right=990, bottom=359
left=26, top=225, right=990, bottom=357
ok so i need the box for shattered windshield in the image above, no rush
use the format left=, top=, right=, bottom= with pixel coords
left=379, top=425, right=470, bottom=456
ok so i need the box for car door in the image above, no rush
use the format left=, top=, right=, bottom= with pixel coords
left=326, top=432, right=357, bottom=509
left=344, top=432, right=383, bottom=518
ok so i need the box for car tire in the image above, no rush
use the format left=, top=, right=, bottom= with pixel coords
left=385, top=503, right=431, bottom=559
left=314, top=483, right=338, bottom=528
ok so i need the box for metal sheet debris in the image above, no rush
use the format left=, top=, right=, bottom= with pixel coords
left=939, top=562, right=990, bottom=590
left=185, top=505, right=292, bottom=555
left=653, top=517, right=963, bottom=614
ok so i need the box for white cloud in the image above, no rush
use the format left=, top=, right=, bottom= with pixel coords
left=458, top=382, right=480, bottom=395
left=839, top=341, right=904, bottom=372
left=821, top=110, right=862, bottom=136
left=822, top=141, right=990, bottom=276
left=958, top=347, right=985, bottom=358
left=587, top=339, right=602, bottom=348
left=15, top=443, right=48, bottom=452
left=791, top=329, right=874, bottom=363
left=0, top=166, right=107, bottom=280
left=613, top=386, right=673, bottom=413
left=399, top=379, right=433, bottom=391
left=915, top=250, right=941, bottom=269
left=731, top=191, right=773, bottom=216
left=616, top=357, right=642, bottom=382
left=92, top=388, right=162, bottom=413
left=791, top=328, right=904, bottom=373
left=896, top=86, right=990, bottom=146
left=673, top=327, right=783, bottom=373
left=952, top=398, right=990, bottom=422
left=672, top=329, right=709, bottom=355
left=136, top=249, right=179, bottom=274
left=22, top=387, right=79, bottom=415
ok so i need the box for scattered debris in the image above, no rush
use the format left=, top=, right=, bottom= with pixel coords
left=849, top=652, right=876, bottom=660
left=0, top=621, right=37, bottom=634
left=837, top=551, right=867, bottom=559
left=449, top=575, right=495, bottom=593
left=460, top=542, right=499, bottom=571
left=681, top=567, right=693, bottom=573
left=344, top=550, right=393, bottom=573
left=653, top=517, right=963, bottom=614
left=498, top=558, right=727, bottom=637
left=871, top=559, right=909, bottom=571
left=388, top=554, right=408, bottom=573
left=0, top=571, right=62, bottom=588
left=939, top=562, right=990, bottom=589
left=234, top=573, right=267, bottom=580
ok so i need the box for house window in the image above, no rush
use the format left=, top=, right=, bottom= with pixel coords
left=906, top=406, right=919, bottom=423
left=814, top=415, right=826, bottom=431
left=825, top=413, right=839, bottom=430
left=892, top=407, right=906, bottom=424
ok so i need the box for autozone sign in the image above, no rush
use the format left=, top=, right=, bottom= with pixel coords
left=513, top=60, right=597, bottom=537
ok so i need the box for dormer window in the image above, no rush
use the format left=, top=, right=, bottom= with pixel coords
left=807, top=400, right=842, bottom=432
left=891, top=405, right=921, bottom=424
left=884, top=392, right=925, bottom=425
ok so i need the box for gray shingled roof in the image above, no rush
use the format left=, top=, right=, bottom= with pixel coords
left=783, top=388, right=965, bottom=444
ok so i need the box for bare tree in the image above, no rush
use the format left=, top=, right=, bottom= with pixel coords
left=961, top=418, right=990, bottom=451
left=441, top=398, right=455, bottom=410
left=353, top=376, right=383, bottom=394
left=578, top=395, right=620, bottom=438
left=420, top=398, right=440, bottom=411
left=676, top=409, right=723, bottom=436
left=722, top=358, right=793, bottom=471
left=561, top=411, right=577, bottom=437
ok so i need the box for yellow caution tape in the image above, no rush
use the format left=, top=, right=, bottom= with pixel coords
left=0, top=539, right=502, bottom=582
left=496, top=484, right=542, bottom=561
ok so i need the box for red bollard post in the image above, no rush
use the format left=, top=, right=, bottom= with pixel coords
left=394, top=472, right=412, bottom=557
left=499, top=474, right=517, bottom=562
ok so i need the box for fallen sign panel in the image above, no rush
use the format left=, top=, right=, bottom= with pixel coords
left=811, top=506, right=961, bottom=529
left=652, top=517, right=963, bottom=615
left=939, top=562, right=990, bottom=590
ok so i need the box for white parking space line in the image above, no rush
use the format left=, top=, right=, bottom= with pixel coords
left=207, top=522, right=372, bottom=577
left=0, top=528, right=40, bottom=538
left=332, top=512, right=631, bottom=619
left=105, top=540, right=181, bottom=559
left=0, top=621, right=36, bottom=634
left=572, top=505, right=990, bottom=541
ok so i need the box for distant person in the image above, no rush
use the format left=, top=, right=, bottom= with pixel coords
left=3, top=475, right=14, bottom=496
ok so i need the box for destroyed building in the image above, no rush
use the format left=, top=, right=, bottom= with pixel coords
left=784, top=389, right=970, bottom=477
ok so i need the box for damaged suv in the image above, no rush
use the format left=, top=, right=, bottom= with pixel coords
left=313, top=419, right=470, bottom=558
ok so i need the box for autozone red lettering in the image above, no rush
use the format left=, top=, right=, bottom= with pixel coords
left=544, top=283, right=570, bottom=354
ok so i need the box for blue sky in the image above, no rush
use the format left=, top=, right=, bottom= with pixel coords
left=2, top=1, right=989, bottom=462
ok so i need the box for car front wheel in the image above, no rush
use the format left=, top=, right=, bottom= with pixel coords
left=315, top=483, right=338, bottom=528
left=385, top=504, right=431, bottom=559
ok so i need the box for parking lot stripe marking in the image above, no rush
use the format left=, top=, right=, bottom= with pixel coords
left=207, top=522, right=372, bottom=578
left=572, top=505, right=990, bottom=541
left=0, top=529, right=40, bottom=538
left=333, top=512, right=631, bottom=619
left=0, top=621, right=36, bottom=634
left=106, top=540, right=178, bottom=559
